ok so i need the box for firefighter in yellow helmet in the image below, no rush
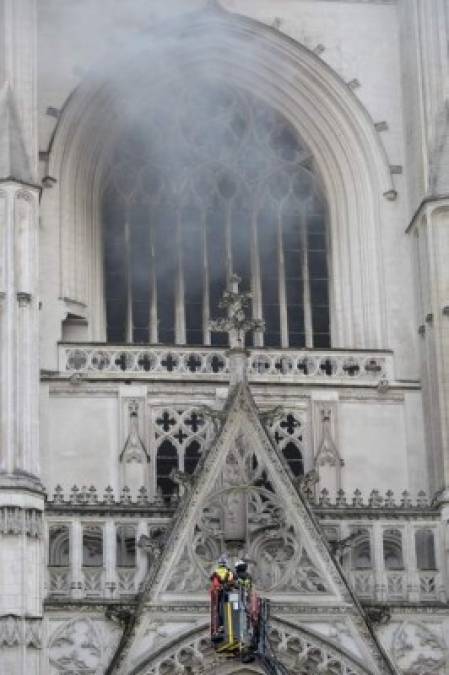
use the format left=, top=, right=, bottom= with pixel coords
left=211, top=555, right=235, bottom=588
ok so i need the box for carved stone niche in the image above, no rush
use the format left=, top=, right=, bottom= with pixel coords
left=313, top=403, right=343, bottom=498
left=120, top=399, right=150, bottom=498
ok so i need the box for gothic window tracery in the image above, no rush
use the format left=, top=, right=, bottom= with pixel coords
left=48, top=525, right=70, bottom=567
left=156, top=440, right=178, bottom=498
left=268, top=411, right=305, bottom=476
left=103, top=80, right=330, bottom=348
left=82, top=525, right=103, bottom=568
left=153, top=407, right=209, bottom=495
left=351, top=529, right=372, bottom=570
left=383, top=528, right=404, bottom=570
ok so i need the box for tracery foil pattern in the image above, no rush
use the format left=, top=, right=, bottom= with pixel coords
left=138, top=620, right=367, bottom=675
left=166, top=435, right=328, bottom=594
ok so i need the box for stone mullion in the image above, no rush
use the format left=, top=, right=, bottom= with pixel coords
left=124, top=205, right=133, bottom=344
left=433, top=524, right=447, bottom=602
left=404, top=523, right=420, bottom=602
left=251, top=207, right=263, bottom=347
left=301, top=210, right=313, bottom=348
left=70, top=520, right=83, bottom=600
left=201, top=211, right=210, bottom=346
left=277, top=207, right=288, bottom=348
left=104, top=519, right=117, bottom=599
left=372, top=522, right=386, bottom=602
left=136, top=520, right=148, bottom=591
left=175, top=209, right=186, bottom=345
left=149, top=411, right=158, bottom=499
left=148, top=215, right=158, bottom=344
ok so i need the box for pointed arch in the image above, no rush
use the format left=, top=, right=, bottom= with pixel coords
left=46, top=6, right=395, bottom=348
left=126, top=618, right=373, bottom=675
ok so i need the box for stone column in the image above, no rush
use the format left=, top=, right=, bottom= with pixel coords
left=0, top=2, right=43, bottom=672
left=400, top=2, right=449, bottom=511
left=412, top=203, right=449, bottom=499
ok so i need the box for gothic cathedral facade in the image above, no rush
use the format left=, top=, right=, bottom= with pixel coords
left=1, top=1, right=449, bottom=673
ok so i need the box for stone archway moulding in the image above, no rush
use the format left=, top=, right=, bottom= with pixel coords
left=47, top=6, right=396, bottom=348
left=125, top=617, right=372, bottom=675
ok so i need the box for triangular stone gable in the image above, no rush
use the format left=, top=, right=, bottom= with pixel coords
left=149, top=384, right=347, bottom=605
left=0, top=84, right=32, bottom=183
left=115, top=384, right=397, bottom=675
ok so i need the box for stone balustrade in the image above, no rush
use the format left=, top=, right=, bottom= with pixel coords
left=44, top=487, right=444, bottom=604
left=45, top=484, right=435, bottom=512
left=57, top=344, right=394, bottom=385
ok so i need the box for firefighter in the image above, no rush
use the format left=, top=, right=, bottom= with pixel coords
left=234, top=559, right=259, bottom=662
left=211, top=555, right=234, bottom=588
left=234, top=559, right=252, bottom=590
left=210, top=555, right=234, bottom=642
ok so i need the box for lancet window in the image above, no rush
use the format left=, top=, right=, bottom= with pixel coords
left=268, top=411, right=305, bottom=476
left=351, top=529, right=372, bottom=569
left=153, top=407, right=209, bottom=496
left=82, top=525, right=103, bottom=567
left=116, top=524, right=136, bottom=568
left=103, top=79, right=330, bottom=348
left=415, top=529, right=436, bottom=570
left=383, top=529, right=404, bottom=570
left=48, top=525, right=70, bottom=567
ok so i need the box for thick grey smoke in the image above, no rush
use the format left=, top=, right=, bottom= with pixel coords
left=41, top=0, right=328, bottom=347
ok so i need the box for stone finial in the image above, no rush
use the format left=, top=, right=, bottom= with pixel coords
left=87, top=485, right=98, bottom=505
left=384, top=490, right=396, bottom=508
left=369, top=490, right=383, bottom=508
left=120, top=486, right=132, bottom=505
left=209, top=274, right=265, bottom=384
left=416, top=490, right=429, bottom=508
left=103, top=486, right=115, bottom=505
left=352, top=489, right=364, bottom=507
left=336, top=489, right=347, bottom=507
left=400, top=490, right=412, bottom=508
left=53, top=485, right=65, bottom=504
left=319, top=488, right=331, bottom=507
left=69, top=485, right=79, bottom=504
left=209, top=274, right=264, bottom=351
left=137, top=486, right=149, bottom=505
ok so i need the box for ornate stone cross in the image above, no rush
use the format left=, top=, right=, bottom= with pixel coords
left=209, top=274, right=265, bottom=350
left=209, top=275, right=265, bottom=385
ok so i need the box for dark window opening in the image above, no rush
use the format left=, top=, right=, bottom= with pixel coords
left=116, top=525, right=136, bottom=568
left=156, top=440, right=178, bottom=498
left=49, top=525, right=70, bottom=567
left=282, top=442, right=304, bottom=477
left=184, top=440, right=202, bottom=475
left=103, top=81, right=330, bottom=348
left=415, top=529, right=437, bottom=570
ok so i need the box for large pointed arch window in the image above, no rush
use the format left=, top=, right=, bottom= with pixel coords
left=103, top=79, right=330, bottom=349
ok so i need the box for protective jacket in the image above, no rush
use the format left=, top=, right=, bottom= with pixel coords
left=211, top=565, right=234, bottom=589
